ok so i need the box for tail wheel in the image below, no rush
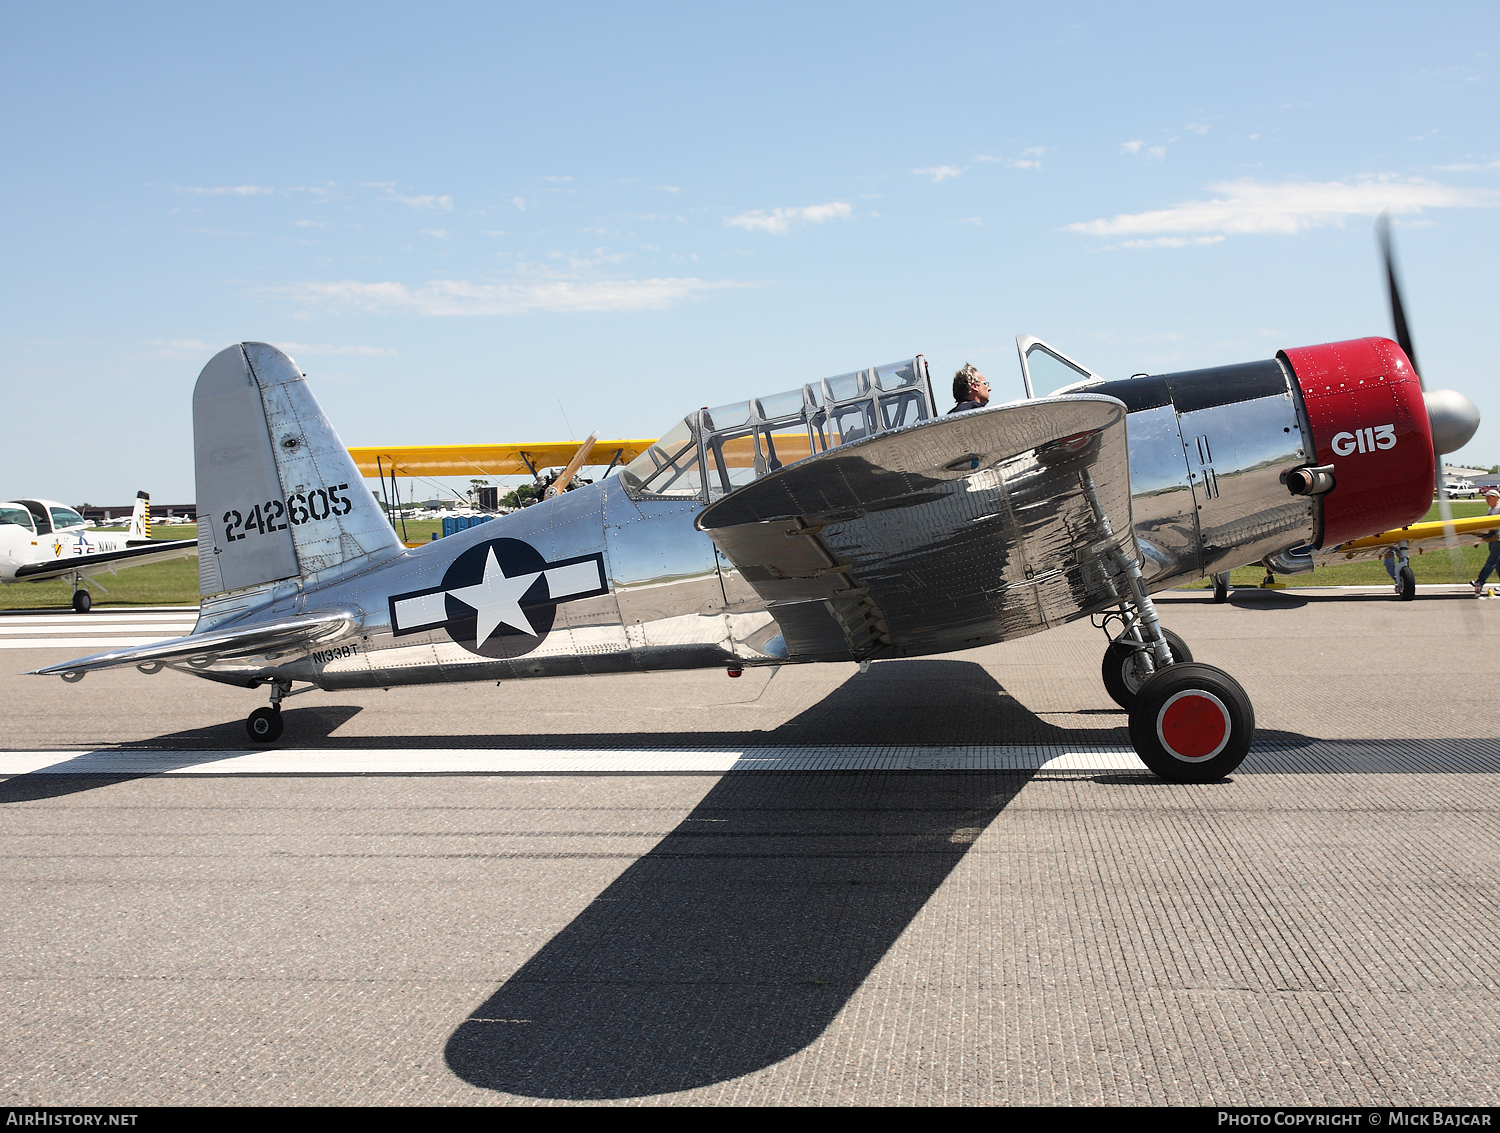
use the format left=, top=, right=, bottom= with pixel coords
left=1101, top=628, right=1192, bottom=710
left=72, top=589, right=91, bottom=613
left=1398, top=564, right=1416, bottom=601
left=1128, top=662, right=1254, bottom=783
left=246, top=707, right=283, bottom=744
left=1212, top=573, right=1229, bottom=603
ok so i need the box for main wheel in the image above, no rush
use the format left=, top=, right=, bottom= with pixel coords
left=1101, top=628, right=1192, bottom=710
left=72, top=589, right=91, bottom=613
left=1212, top=573, right=1229, bottom=603
left=246, top=707, right=283, bottom=744
left=1128, top=662, right=1254, bottom=783
left=1398, top=564, right=1416, bottom=601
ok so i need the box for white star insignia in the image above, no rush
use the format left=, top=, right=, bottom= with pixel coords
left=445, top=547, right=542, bottom=644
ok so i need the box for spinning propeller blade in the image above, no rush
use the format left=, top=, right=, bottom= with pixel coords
left=1378, top=214, right=1473, bottom=575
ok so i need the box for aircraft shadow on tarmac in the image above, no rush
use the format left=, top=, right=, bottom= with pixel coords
left=443, top=659, right=1039, bottom=1100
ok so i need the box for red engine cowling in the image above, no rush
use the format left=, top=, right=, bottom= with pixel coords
left=1280, top=337, right=1434, bottom=549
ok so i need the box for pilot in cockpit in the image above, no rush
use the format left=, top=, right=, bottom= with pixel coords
left=949, top=363, right=990, bottom=414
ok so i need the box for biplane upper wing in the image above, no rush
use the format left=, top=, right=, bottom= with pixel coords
left=346, top=440, right=655, bottom=479
left=12, top=538, right=198, bottom=582
left=697, top=395, right=1138, bottom=662
left=1319, top=512, right=1500, bottom=564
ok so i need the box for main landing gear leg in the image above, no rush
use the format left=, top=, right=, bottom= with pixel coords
left=70, top=573, right=91, bottom=613
left=1099, top=562, right=1191, bottom=711
left=246, top=680, right=289, bottom=744
left=1103, top=555, right=1255, bottom=782
left=1392, top=541, right=1416, bottom=601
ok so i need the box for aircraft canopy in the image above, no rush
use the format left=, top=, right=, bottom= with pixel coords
left=620, top=356, right=937, bottom=501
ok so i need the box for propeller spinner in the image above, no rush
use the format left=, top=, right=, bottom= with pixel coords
left=1377, top=213, right=1480, bottom=457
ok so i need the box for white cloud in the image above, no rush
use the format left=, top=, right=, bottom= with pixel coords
left=1146, top=145, right=1167, bottom=160
left=393, top=192, right=453, bottom=210
left=1120, top=141, right=1143, bottom=154
left=420, top=229, right=450, bottom=239
left=913, top=165, right=964, bottom=182
left=724, top=201, right=852, bottom=234
left=1111, top=236, right=1227, bottom=249
left=511, top=196, right=528, bottom=210
left=977, top=148, right=1044, bottom=170
left=180, top=185, right=274, bottom=196
left=959, top=217, right=984, bottom=226
left=282, top=276, right=751, bottom=316
left=1067, top=176, right=1500, bottom=239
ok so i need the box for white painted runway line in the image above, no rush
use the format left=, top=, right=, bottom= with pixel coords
left=0, top=745, right=1152, bottom=775
left=0, top=608, right=196, bottom=648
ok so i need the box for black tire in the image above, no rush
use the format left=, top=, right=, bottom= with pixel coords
left=1128, top=662, right=1254, bottom=783
left=1212, top=573, right=1229, bottom=604
left=1398, top=564, right=1416, bottom=601
left=246, top=707, right=283, bottom=744
left=1101, top=628, right=1193, bottom=710
left=72, top=589, right=91, bottom=613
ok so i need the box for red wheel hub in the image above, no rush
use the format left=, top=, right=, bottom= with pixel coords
left=1156, top=690, right=1231, bottom=761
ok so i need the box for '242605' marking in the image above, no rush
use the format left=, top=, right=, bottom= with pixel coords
left=222, top=484, right=353, bottom=542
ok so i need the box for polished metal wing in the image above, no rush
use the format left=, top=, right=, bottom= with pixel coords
left=697, top=395, right=1138, bottom=661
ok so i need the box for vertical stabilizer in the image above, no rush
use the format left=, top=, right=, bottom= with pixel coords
left=193, top=343, right=404, bottom=598
left=127, top=492, right=151, bottom=539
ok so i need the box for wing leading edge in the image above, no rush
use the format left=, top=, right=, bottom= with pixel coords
left=698, top=395, right=1139, bottom=661
left=12, top=538, right=198, bottom=582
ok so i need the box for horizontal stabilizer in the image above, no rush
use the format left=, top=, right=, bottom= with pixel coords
left=698, top=395, right=1138, bottom=660
left=28, top=610, right=359, bottom=678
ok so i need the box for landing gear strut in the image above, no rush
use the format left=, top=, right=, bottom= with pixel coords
left=1084, top=471, right=1255, bottom=781
left=1098, top=546, right=1254, bottom=782
left=1385, top=542, right=1416, bottom=601
left=245, top=680, right=290, bottom=744
left=70, top=571, right=91, bottom=613
left=1101, top=626, right=1192, bottom=709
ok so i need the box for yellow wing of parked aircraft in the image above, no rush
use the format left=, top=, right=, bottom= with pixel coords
left=346, top=441, right=656, bottom=480
left=1324, top=513, right=1499, bottom=562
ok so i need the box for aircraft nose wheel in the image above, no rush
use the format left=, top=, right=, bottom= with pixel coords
left=1101, top=627, right=1191, bottom=709
left=246, top=707, right=283, bottom=744
left=71, top=589, right=91, bottom=613
left=1128, top=662, right=1254, bottom=782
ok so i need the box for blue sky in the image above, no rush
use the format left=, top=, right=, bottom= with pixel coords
left=3, top=2, right=1498, bottom=503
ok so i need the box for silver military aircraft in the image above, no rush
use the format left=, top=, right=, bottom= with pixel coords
left=33, top=336, right=1478, bottom=781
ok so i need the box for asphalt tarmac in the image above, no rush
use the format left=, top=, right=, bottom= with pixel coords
left=2, top=587, right=1498, bottom=1106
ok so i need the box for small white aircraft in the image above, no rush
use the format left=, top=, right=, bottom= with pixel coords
left=0, top=492, right=197, bottom=611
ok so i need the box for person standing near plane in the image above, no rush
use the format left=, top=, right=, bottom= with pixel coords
left=950, top=364, right=990, bottom=413
left=1472, top=488, right=1500, bottom=595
